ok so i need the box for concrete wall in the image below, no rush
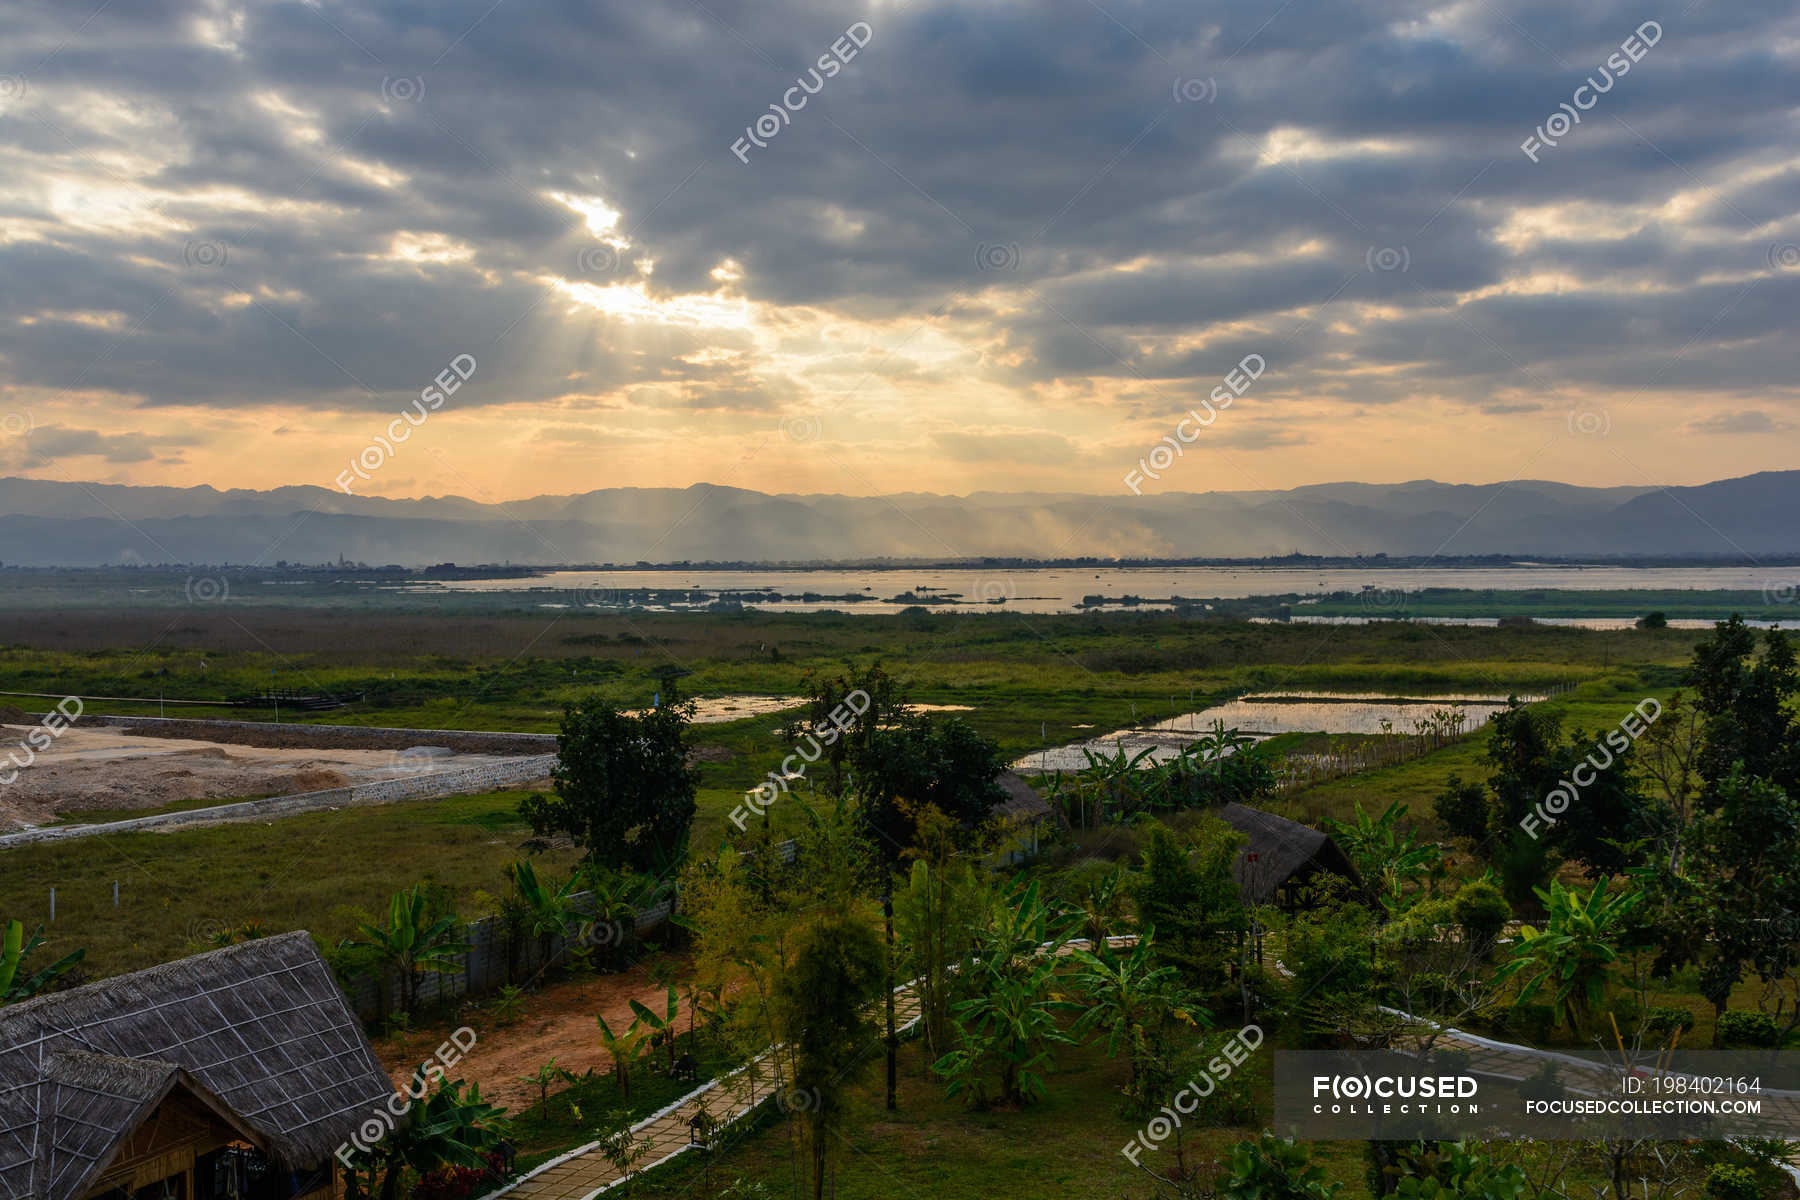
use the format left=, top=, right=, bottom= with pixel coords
left=345, top=892, right=678, bottom=1020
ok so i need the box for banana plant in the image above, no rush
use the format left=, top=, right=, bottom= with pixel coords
left=349, top=886, right=471, bottom=1017
left=507, top=860, right=585, bottom=968
left=596, top=1012, right=649, bottom=1099
left=1494, top=877, right=1642, bottom=1037
left=1, top=919, right=85, bottom=1004
left=628, top=986, right=681, bottom=1072
left=1327, top=800, right=1443, bottom=910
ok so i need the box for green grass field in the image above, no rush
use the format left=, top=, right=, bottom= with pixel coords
left=0, top=612, right=1718, bottom=984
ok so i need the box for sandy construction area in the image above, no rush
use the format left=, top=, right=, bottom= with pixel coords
left=0, top=723, right=512, bottom=831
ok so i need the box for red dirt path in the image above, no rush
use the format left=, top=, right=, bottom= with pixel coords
left=375, top=959, right=691, bottom=1113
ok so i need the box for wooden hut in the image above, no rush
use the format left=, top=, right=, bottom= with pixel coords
left=1216, top=802, right=1365, bottom=908
left=0, top=932, right=395, bottom=1200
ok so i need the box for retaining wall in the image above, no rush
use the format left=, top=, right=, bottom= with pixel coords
left=0, top=754, right=560, bottom=848
left=81, top=714, right=557, bottom=756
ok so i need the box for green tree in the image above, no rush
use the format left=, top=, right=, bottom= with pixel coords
left=1687, top=615, right=1800, bottom=793
left=348, top=885, right=470, bottom=1017
left=773, top=912, right=886, bottom=1200
left=628, top=986, right=681, bottom=1073
left=506, top=859, right=585, bottom=971
left=1647, top=768, right=1800, bottom=1038
left=893, top=811, right=984, bottom=1058
left=0, top=919, right=84, bottom=1004
left=1432, top=774, right=1488, bottom=846
left=1135, top=821, right=1245, bottom=991
left=523, top=694, right=698, bottom=873
left=851, top=707, right=1007, bottom=1111
left=1328, top=800, right=1442, bottom=912
left=1482, top=700, right=1564, bottom=903
left=594, top=1012, right=648, bottom=1099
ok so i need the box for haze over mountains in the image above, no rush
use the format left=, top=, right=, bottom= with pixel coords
left=0, top=472, right=1792, bottom=567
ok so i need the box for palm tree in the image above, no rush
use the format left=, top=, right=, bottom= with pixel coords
left=1, top=919, right=85, bottom=1004
left=350, top=886, right=471, bottom=1017
left=1495, top=877, right=1642, bottom=1036
left=576, top=866, right=643, bottom=968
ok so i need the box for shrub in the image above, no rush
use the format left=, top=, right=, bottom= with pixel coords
left=1516, top=1061, right=1564, bottom=1104
left=412, top=1162, right=496, bottom=1200
left=1643, top=1005, right=1696, bottom=1036
left=1451, top=881, right=1511, bottom=950
left=1500, top=1002, right=1556, bottom=1044
left=1717, top=1011, right=1781, bottom=1048
left=1222, top=1135, right=1341, bottom=1200
left=1705, top=1164, right=1760, bottom=1200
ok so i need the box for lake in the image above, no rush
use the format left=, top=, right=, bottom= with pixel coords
left=423, top=564, right=1792, bottom=620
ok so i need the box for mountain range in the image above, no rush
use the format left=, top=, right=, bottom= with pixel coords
left=0, top=472, right=1792, bottom=566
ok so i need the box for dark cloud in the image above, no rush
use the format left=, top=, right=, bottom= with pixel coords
left=0, top=0, right=1795, bottom=439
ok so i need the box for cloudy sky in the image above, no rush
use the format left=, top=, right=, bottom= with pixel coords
left=1, top=0, right=1796, bottom=501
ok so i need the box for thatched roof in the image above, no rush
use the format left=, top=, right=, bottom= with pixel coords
left=994, top=771, right=1053, bottom=824
left=0, top=932, right=394, bottom=1200
left=1216, top=802, right=1363, bottom=904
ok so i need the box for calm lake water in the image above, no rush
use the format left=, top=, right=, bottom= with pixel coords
left=427, top=564, right=1790, bottom=620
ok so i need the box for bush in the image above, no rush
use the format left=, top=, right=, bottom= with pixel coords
left=1517, top=1061, right=1564, bottom=1104
left=1717, top=1010, right=1781, bottom=1048
left=1222, top=1135, right=1341, bottom=1200
left=1500, top=1002, right=1556, bottom=1044
left=1451, top=881, right=1511, bottom=950
left=1705, top=1164, right=1760, bottom=1200
left=1643, top=1005, right=1697, bottom=1036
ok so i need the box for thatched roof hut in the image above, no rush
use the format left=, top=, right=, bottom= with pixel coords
left=0, top=931, right=394, bottom=1200
left=1216, top=802, right=1365, bottom=907
left=994, top=770, right=1053, bottom=825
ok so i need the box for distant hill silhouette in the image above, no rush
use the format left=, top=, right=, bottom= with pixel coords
left=0, top=472, right=1792, bottom=565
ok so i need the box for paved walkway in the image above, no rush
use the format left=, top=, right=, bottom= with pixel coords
left=489, top=985, right=926, bottom=1200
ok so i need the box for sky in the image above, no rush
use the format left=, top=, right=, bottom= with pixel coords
left=0, top=0, right=1796, bottom=503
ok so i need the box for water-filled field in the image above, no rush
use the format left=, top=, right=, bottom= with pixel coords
left=1012, top=690, right=1525, bottom=771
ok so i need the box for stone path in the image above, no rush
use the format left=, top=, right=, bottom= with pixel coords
left=488, top=985, right=926, bottom=1200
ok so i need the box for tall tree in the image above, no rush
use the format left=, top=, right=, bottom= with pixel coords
left=523, top=693, right=698, bottom=873
left=850, top=707, right=1007, bottom=1111
left=774, top=912, right=886, bottom=1200
left=1482, top=700, right=1564, bottom=903
left=1687, top=615, right=1800, bottom=793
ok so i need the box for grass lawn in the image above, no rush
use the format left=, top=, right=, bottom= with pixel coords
left=619, top=1027, right=1655, bottom=1198
left=0, top=789, right=583, bottom=980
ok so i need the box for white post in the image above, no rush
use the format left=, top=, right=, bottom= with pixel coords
left=49, top=887, right=55, bottom=922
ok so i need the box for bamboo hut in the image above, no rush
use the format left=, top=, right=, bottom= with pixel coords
left=0, top=932, right=394, bottom=1200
